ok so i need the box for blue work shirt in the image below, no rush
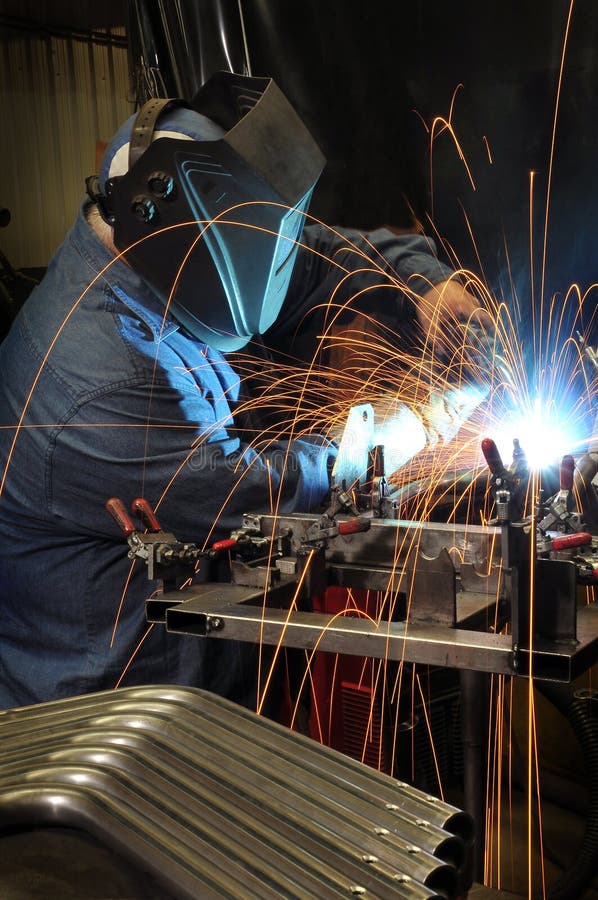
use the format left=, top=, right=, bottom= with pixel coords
left=0, top=206, right=452, bottom=709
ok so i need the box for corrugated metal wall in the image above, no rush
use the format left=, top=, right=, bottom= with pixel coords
left=0, top=22, right=132, bottom=268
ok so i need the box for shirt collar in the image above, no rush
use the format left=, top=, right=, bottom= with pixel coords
left=70, top=204, right=180, bottom=343
left=111, top=285, right=180, bottom=342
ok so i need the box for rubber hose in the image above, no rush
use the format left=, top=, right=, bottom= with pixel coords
left=537, top=683, right=598, bottom=900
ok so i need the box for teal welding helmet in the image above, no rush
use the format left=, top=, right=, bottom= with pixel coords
left=91, top=72, right=325, bottom=351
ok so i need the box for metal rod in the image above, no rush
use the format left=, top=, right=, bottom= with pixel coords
left=0, top=686, right=469, bottom=900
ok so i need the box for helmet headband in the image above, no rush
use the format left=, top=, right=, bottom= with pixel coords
left=108, top=72, right=325, bottom=350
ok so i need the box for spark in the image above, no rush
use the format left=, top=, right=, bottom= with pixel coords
left=2, top=40, right=597, bottom=899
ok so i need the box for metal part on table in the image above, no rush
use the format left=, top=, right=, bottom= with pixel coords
left=126, top=424, right=598, bottom=684
left=147, top=502, right=598, bottom=681
left=0, top=686, right=473, bottom=900
left=152, top=511, right=503, bottom=634
left=161, top=584, right=598, bottom=681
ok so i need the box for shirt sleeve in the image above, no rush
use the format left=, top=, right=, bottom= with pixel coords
left=48, top=375, right=336, bottom=545
left=265, top=224, right=454, bottom=356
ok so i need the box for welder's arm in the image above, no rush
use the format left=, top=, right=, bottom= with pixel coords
left=270, top=223, right=492, bottom=454
left=48, top=381, right=336, bottom=545
left=269, top=224, right=489, bottom=358
left=413, top=277, right=495, bottom=447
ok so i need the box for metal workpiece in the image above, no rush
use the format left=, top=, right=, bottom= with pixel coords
left=143, top=491, right=598, bottom=681
left=146, top=578, right=298, bottom=624
left=272, top=513, right=503, bottom=627
left=16, top=724, right=462, bottom=863
left=163, top=589, right=598, bottom=680
left=256, top=514, right=501, bottom=576
left=0, top=687, right=471, bottom=900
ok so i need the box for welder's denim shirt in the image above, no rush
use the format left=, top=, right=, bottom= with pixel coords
left=0, top=205, right=451, bottom=708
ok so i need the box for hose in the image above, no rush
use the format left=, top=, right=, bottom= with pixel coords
left=537, top=683, right=598, bottom=900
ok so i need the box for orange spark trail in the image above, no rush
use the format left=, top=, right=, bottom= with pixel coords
left=540, top=0, right=576, bottom=315
left=114, top=624, right=155, bottom=688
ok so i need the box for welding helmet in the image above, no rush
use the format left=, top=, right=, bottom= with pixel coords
left=90, top=72, right=325, bottom=351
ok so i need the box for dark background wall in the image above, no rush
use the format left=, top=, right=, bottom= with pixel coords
left=240, top=0, right=598, bottom=327
left=3, top=0, right=598, bottom=339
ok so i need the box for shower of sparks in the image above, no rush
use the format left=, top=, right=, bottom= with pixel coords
left=2, top=9, right=598, bottom=891
left=0, top=195, right=596, bottom=899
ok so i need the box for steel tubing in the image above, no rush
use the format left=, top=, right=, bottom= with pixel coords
left=0, top=686, right=473, bottom=898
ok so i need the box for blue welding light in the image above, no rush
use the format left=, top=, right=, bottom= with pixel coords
left=489, top=397, right=581, bottom=470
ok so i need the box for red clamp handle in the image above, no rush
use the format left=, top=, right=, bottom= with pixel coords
left=338, top=517, right=371, bottom=535
left=551, top=532, right=592, bottom=551
left=211, top=538, right=238, bottom=553
left=560, top=455, right=575, bottom=491
left=481, top=438, right=504, bottom=476
left=131, top=497, right=162, bottom=532
left=106, top=497, right=136, bottom=536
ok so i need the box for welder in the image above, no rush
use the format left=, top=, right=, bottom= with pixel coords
left=0, top=72, right=486, bottom=710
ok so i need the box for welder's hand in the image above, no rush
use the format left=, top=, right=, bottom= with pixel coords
left=417, top=279, right=495, bottom=373
left=422, top=386, right=486, bottom=448
left=417, top=279, right=488, bottom=330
